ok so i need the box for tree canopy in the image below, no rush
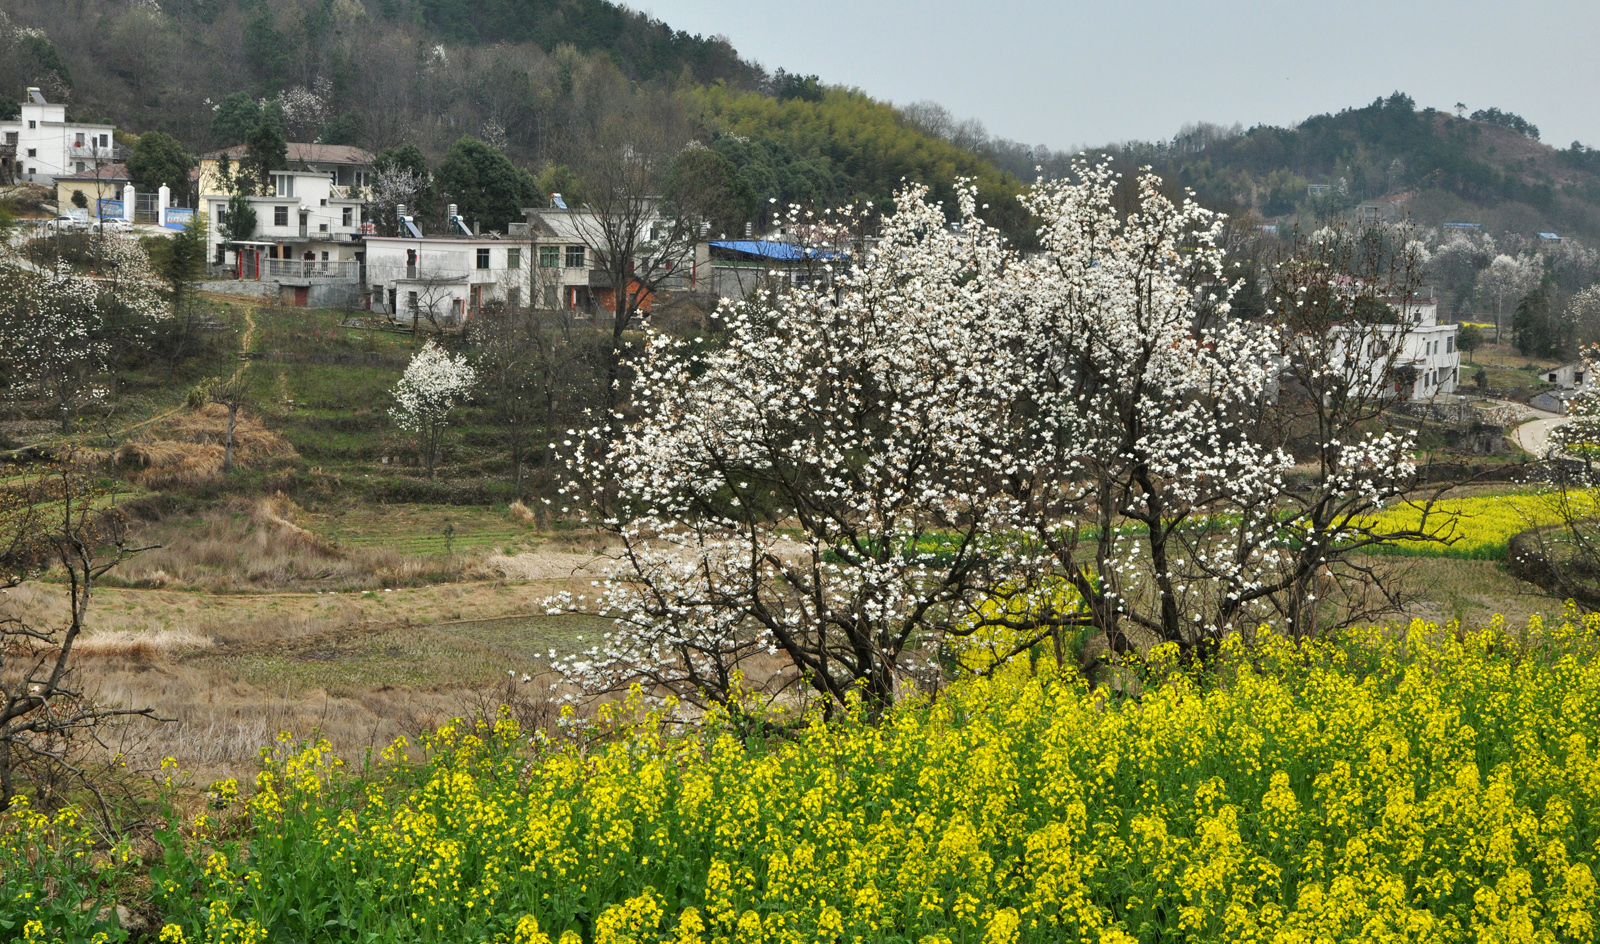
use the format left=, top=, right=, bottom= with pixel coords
left=434, top=137, right=538, bottom=233
left=126, top=131, right=191, bottom=193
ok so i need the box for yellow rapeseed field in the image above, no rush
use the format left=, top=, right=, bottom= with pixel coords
left=1360, top=490, right=1600, bottom=559
left=42, top=614, right=1583, bottom=944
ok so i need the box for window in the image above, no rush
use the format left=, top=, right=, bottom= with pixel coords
left=319, top=223, right=328, bottom=232
left=476, top=247, right=491, bottom=270
left=342, top=207, right=352, bottom=227
left=99, top=134, right=109, bottom=148
left=320, top=198, right=327, bottom=207
left=1446, top=336, right=1454, bottom=354
left=321, top=251, right=329, bottom=261
left=272, top=174, right=294, bottom=198
left=507, top=248, right=520, bottom=269
left=408, top=291, right=419, bottom=313
left=3, top=132, right=14, bottom=144
left=274, top=206, right=288, bottom=227
left=26, top=148, right=36, bottom=157
left=565, top=245, right=585, bottom=268
left=74, top=133, right=84, bottom=146
left=27, top=120, right=36, bottom=129
left=539, top=246, right=559, bottom=268
left=75, top=162, right=84, bottom=173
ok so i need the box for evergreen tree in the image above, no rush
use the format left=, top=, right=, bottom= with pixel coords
left=210, top=92, right=261, bottom=147
left=126, top=131, right=192, bottom=194
left=665, top=147, right=757, bottom=237
left=245, top=111, right=288, bottom=196
left=434, top=137, right=537, bottom=232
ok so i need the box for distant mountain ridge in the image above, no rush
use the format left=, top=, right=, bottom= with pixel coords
left=1114, top=94, right=1600, bottom=241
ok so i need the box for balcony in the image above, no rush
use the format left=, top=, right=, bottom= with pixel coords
left=260, top=259, right=362, bottom=280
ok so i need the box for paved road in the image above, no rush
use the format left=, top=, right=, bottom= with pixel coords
left=1513, top=414, right=1568, bottom=458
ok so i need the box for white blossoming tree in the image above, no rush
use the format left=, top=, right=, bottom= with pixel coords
left=552, top=187, right=1070, bottom=720
left=0, top=261, right=113, bottom=432
left=553, top=164, right=1442, bottom=714
left=993, top=164, right=1298, bottom=658
left=390, top=341, right=476, bottom=478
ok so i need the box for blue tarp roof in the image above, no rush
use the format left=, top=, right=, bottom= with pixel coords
left=708, top=239, right=841, bottom=262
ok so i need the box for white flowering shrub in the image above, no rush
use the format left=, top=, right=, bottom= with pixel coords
left=0, top=261, right=111, bottom=431
left=390, top=341, right=475, bottom=477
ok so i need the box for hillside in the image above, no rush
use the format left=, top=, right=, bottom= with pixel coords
left=0, top=0, right=1025, bottom=227
left=1113, top=94, right=1600, bottom=241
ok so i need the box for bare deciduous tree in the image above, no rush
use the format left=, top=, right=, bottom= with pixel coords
left=567, top=120, right=700, bottom=421
left=0, top=463, right=160, bottom=824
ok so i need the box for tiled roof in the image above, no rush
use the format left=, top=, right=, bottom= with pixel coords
left=201, top=143, right=375, bottom=165
left=56, top=162, right=132, bottom=181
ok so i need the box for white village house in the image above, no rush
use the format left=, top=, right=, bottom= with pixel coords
left=0, top=88, right=121, bottom=184
left=1334, top=295, right=1461, bottom=400
left=198, top=143, right=374, bottom=306
left=365, top=199, right=693, bottom=325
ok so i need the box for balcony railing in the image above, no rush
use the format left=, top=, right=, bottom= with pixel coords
left=259, top=259, right=362, bottom=280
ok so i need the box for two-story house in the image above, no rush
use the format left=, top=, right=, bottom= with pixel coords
left=198, top=143, right=374, bottom=290
left=1334, top=296, right=1461, bottom=401
left=0, top=88, right=121, bottom=184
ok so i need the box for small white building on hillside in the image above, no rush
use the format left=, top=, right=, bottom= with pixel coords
left=365, top=233, right=531, bottom=325
left=0, top=88, right=120, bottom=184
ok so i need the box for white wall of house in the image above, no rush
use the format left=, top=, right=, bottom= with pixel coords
left=366, top=236, right=597, bottom=321
left=204, top=166, right=365, bottom=266
left=0, top=91, right=115, bottom=184
left=1335, top=299, right=1461, bottom=401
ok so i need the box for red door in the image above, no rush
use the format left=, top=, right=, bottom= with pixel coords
left=294, top=287, right=308, bottom=307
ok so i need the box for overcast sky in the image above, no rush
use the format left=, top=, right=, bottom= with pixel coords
left=637, top=0, right=1599, bottom=151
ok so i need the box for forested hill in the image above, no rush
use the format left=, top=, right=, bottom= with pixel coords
left=0, top=0, right=1023, bottom=228
left=1106, top=94, right=1600, bottom=241
left=391, top=0, right=761, bottom=82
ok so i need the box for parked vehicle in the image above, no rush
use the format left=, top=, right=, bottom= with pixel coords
left=45, top=215, right=86, bottom=233
left=92, top=218, right=132, bottom=233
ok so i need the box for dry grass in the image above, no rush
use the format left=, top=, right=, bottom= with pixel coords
left=508, top=500, right=538, bottom=525
left=71, top=611, right=606, bottom=782
left=114, top=404, right=298, bottom=489
left=71, top=627, right=214, bottom=660
left=111, top=495, right=503, bottom=592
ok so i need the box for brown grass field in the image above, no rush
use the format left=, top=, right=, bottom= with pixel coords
left=1, top=474, right=1576, bottom=786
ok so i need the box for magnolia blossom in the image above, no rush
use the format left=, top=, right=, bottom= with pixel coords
left=551, top=185, right=1058, bottom=717
left=551, top=164, right=1428, bottom=713
left=391, top=341, right=474, bottom=476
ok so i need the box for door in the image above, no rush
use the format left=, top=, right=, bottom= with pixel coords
left=294, top=287, right=308, bottom=307
left=470, top=285, right=483, bottom=313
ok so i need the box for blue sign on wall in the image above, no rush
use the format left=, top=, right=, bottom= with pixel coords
left=165, top=207, right=196, bottom=229
left=97, top=198, right=125, bottom=219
